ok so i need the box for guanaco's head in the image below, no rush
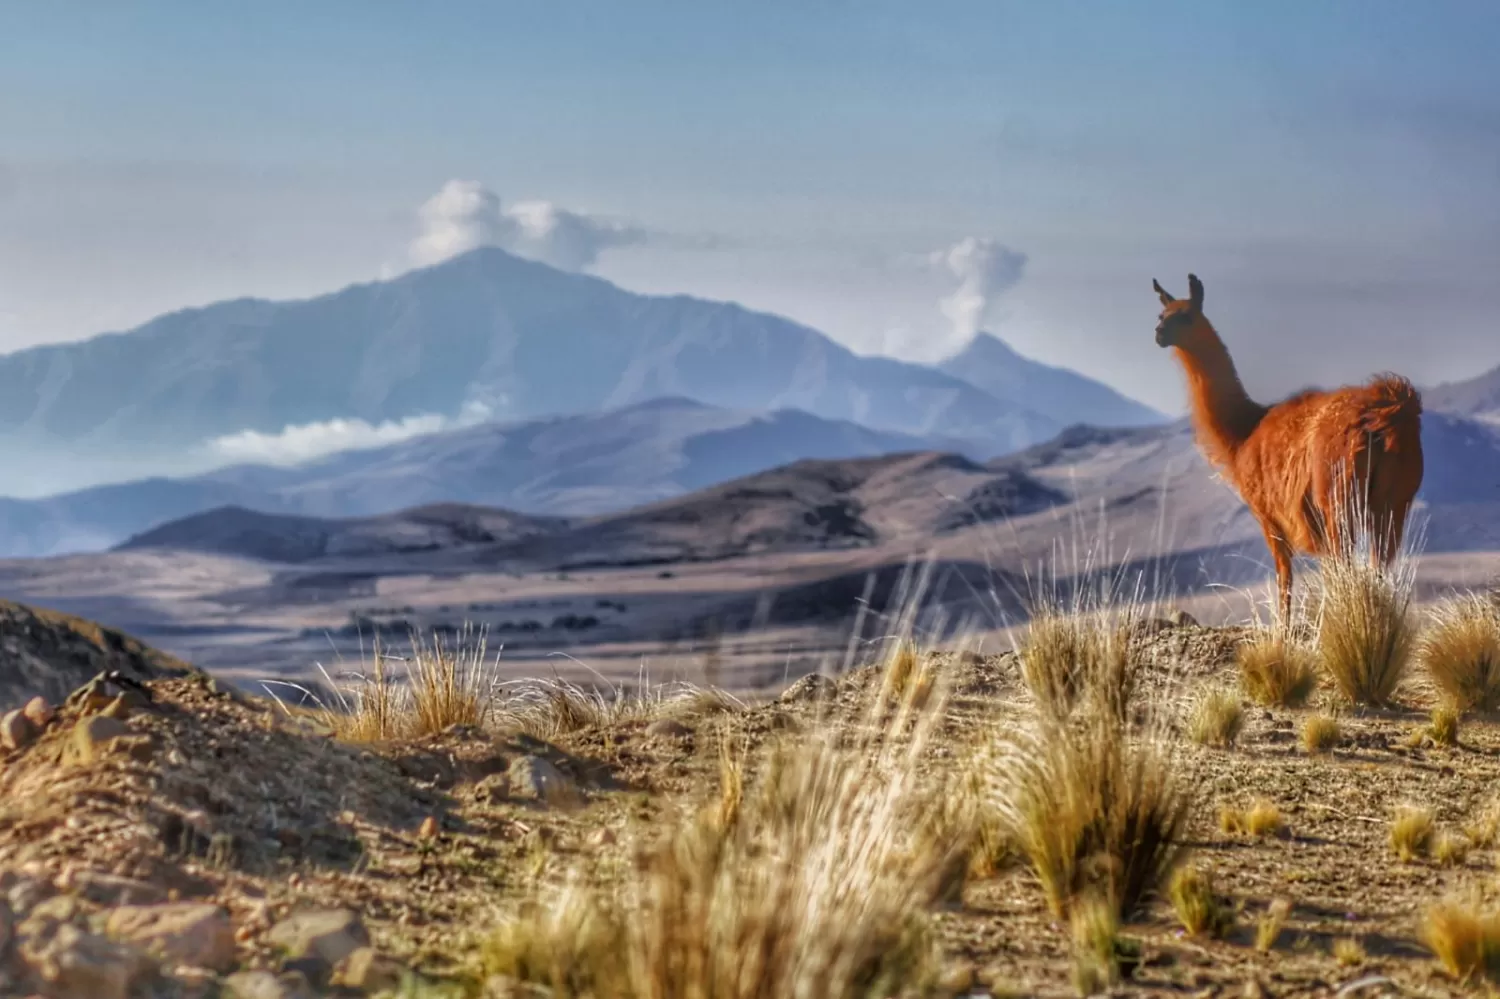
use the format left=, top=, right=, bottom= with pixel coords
left=1151, top=273, right=1210, bottom=349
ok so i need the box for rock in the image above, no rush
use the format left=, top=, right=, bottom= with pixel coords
left=105, top=902, right=236, bottom=971
left=335, top=946, right=406, bottom=992
left=66, top=714, right=130, bottom=763
left=223, top=969, right=315, bottom=999
left=6, top=874, right=54, bottom=916
left=22, top=695, right=53, bottom=729
left=779, top=673, right=836, bottom=704
left=1170, top=609, right=1200, bottom=628
left=418, top=816, right=439, bottom=840
left=506, top=755, right=576, bottom=803
left=0, top=709, right=37, bottom=751
left=645, top=718, right=692, bottom=739
left=474, top=773, right=509, bottom=803
left=588, top=827, right=618, bottom=847
left=267, top=908, right=368, bottom=984
left=69, top=871, right=167, bottom=907
left=17, top=923, right=153, bottom=999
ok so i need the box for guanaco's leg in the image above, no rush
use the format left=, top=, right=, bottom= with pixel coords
left=1261, top=525, right=1295, bottom=628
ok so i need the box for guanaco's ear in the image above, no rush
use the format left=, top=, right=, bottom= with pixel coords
left=1153, top=278, right=1175, bottom=306
left=1187, top=273, right=1204, bottom=311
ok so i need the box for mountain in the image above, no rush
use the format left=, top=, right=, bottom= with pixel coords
left=937, top=333, right=1165, bottom=428
left=1424, top=363, right=1500, bottom=421
left=0, top=398, right=975, bottom=557
left=0, top=248, right=1072, bottom=484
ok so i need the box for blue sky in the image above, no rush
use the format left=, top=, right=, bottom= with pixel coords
left=2, top=0, right=1498, bottom=412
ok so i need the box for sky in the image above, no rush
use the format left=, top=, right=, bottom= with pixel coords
left=2, top=0, right=1499, bottom=415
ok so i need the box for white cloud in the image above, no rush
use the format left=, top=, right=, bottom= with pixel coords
left=408, top=179, right=647, bottom=271
left=206, top=402, right=492, bottom=466
left=930, top=236, right=1028, bottom=341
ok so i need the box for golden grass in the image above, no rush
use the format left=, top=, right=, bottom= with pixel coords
left=1430, top=705, right=1461, bottom=747
left=1069, top=893, right=1122, bottom=996
left=1186, top=686, right=1244, bottom=748
left=1019, top=610, right=1136, bottom=722
left=1221, top=798, right=1286, bottom=841
left=991, top=706, right=1193, bottom=921
left=1237, top=632, right=1318, bottom=708
left=1420, top=593, right=1500, bottom=714
left=1314, top=541, right=1417, bottom=707
left=480, top=664, right=967, bottom=998
left=1466, top=799, right=1500, bottom=849
left=1300, top=713, right=1342, bottom=754
left=1390, top=804, right=1436, bottom=862
left=1422, top=897, right=1500, bottom=984
left=1332, top=936, right=1366, bottom=968
left=1169, top=865, right=1233, bottom=938
left=1433, top=831, right=1471, bottom=868
left=1255, top=898, right=1292, bottom=954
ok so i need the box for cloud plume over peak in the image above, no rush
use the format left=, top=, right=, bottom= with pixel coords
left=931, top=236, right=1028, bottom=341
left=409, top=179, right=647, bottom=271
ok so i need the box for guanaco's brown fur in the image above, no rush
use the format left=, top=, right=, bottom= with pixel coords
left=1152, top=274, right=1424, bottom=621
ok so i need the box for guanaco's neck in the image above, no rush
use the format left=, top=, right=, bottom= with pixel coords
left=1173, top=325, right=1266, bottom=472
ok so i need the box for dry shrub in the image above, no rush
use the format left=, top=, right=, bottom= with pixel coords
left=1301, top=713, right=1341, bottom=754
left=1423, top=897, right=1500, bottom=985
left=1237, top=632, right=1317, bottom=708
left=1390, top=804, right=1436, bottom=862
left=1222, top=798, right=1285, bottom=840
left=1255, top=898, right=1292, bottom=954
left=991, top=707, right=1193, bottom=922
left=1433, top=831, right=1470, bottom=868
left=1332, top=937, right=1366, bottom=967
left=1314, top=539, right=1417, bottom=707
left=1187, top=686, right=1244, bottom=748
left=1420, top=593, right=1500, bottom=713
left=1466, top=800, right=1500, bottom=848
left=1169, top=866, right=1233, bottom=938
left=480, top=668, right=967, bottom=998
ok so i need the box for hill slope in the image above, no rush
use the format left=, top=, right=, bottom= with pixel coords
left=1424, top=363, right=1500, bottom=421
left=0, top=398, right=977, bottom=557
left=938, top=333, right=1165, bottom=428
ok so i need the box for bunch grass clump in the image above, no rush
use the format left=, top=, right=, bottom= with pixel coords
left=1314, top=523, right=1418, bottom=707
left=1020, top=609, right=1137, bottom=722
left=1301, top=713, right=1342, bottom=754
left=1237, top=632, right=1318, bottom=708
left=1186, top=686, right=1244, bottom=748
left=480, top=651, right=968, bottom=999
left=1169, top=866, right=1234, bottom=938
left=1422, top=897, right=1500, bottom=985
left=1390, top=804, right=1436, bottom=862
left=1220, top=798, right=1285, bottom=840
left=1419, top=593, right=1500, bottom=714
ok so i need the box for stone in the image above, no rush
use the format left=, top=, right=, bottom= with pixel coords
left=70, top=871, right=167, bottom=907
left=778, top=673, right=836, bottom=704
left=21, top=695, right=53, bottom=729
left=0, top=709, right=37, bottom=751
left=1170, top=609, right=1200, bottom=628
left=105, top=902, right=236, bottom=971
left=418, top=816, right=439, bottom=840
left=18, top=923, right=152, bottom=999
left=267, top=907, right=369, bottom=973
left=223, top=969, right=315, bottom=999
left=6, top=874, right=54, bottom=916
left=506, top=755, right=576, bottom=803
left=645, top=718, right=692, bottom=739
left=66, top=714, right=131, bottom=764
left=588, top=827, right=618, bottom=847
left=335, top=946, right=406, bottom=992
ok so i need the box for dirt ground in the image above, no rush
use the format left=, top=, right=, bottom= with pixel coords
left=1, top=617, right=1497, bottom=997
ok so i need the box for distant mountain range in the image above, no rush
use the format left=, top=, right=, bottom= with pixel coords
left=0, top=398, right=976, bottom=557
left=1424, top=362, right=1500, bottom=422
left=0, top=247, right=1118, bottom=481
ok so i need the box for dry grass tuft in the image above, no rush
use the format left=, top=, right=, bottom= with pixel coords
left=294, top=626, right=498, bottom=742
left=1332, top=936, right=1366, bottom=968
left=1256, top=898, right=1292, bottom=954
left=479, top=666, right=967, bottom=998
left=1300, top=713, right=1342, bottom=754
left=1186, top=686, right=1244, bottom=748
left=1069, top=893, right=1122, bottom=997
left=1314, top=539, right=1417, bottom=707
left=1169, top=865, right=1233, bottom=938
left=1237, top=632, right=1318, bottom=708
left=1422, top=897, right=1500, bottom=985
left=1420, top=593, right=1500, bottom=713
left=1390, top=804, right=1436, bottom=862
left=1466, top=800, right=1500, bottom=849
left=494, top=674, right=715, bottom=739
left=1220, top=799, right=1285, bottom=840
left=1019, top=610, right=1137, bottom=722
left=1433, top=831, right=1471, bottom=868
left=1430, top=705, right=1461, bottom=747
left=992, top=708, right=1193, bottom=921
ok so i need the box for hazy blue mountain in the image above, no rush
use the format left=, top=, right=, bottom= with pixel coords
left=0, top=398, right=972, bottom=557
left=0, top=248, right=1067, bottom=477
left=937, top=332, right=1165, bottom=428
left=1424, top=363, right=1500, bottom=420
